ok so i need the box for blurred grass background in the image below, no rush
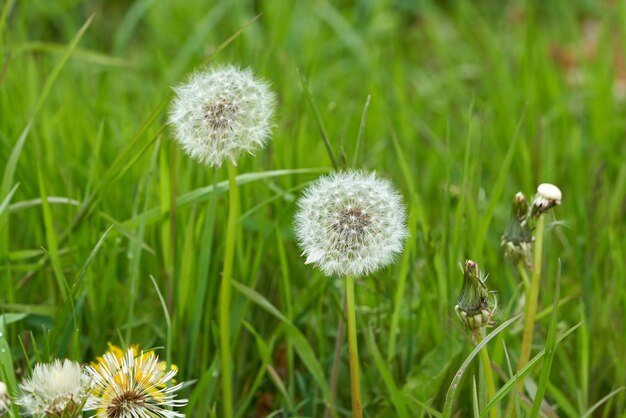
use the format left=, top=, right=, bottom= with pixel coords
left=1, top=0, right=625, bottom=416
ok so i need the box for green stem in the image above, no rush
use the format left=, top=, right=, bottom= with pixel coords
left=324, top=293, right=346, bottom=418
left=517, top=263, right=531, bottom=292
left=219, top=161, right=239, bottom=418
left=345, top=276, right=363, bottom=418
left=517, top=215, right=544, bottom=372
left=476, top=331, right=498, bottom=418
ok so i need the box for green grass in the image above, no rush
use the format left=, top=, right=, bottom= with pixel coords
left=1, top=0, right=626, bottom=417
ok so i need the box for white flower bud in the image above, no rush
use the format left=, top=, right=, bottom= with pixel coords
left=537, top=183, right=562, bottom=203
left=533, top=183, right=562, bottom=215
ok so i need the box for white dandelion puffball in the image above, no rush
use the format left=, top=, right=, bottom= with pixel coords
left=17, top=359, right=91, bottom=417
left=85, top=349, right=186, bottom=418
left=169, top=65, right=276, bottom=167
left=295, top=171, right=408, bottom=277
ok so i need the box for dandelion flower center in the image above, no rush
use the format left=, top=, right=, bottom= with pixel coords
left=332, top=207, right=371, bottom=248
left=203, top=99, right=239, bottom=130
left=107, top=390, right=145, bottom=418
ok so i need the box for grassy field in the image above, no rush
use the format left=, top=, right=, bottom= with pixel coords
left=1, top=0, right=625, bottom=417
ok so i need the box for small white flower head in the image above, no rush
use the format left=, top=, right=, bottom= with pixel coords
left=168, top=64, right=276, bottom=167
left=532, top=183, right=562, bottom=215
left=85, top=349, right=186, bottom=418
left=17, top=359, right=91, bottom=418
left=294, top=171, right=408, bottom=277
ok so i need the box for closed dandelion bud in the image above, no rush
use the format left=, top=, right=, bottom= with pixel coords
left=85, top=347, right=186, bottom=418
left=169, top=65, right=276, bottom=167
left=501, top=192, right=533, bottom=267
left=294, top=171, right=408, bottom=277
left=532, top=183, right=562, bottom=216
left=455, top=260, right=497, bottom=332
left=16, top=360, right=91, bottom=418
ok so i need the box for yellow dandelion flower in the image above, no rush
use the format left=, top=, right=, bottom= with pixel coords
left=85, top=347, right=186, bottom=418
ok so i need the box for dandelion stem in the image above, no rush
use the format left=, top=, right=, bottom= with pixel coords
left=517, top=215, right=545, bottom=373
left=517, top=263, right=531, bottom=292
left=219, top=161, right=239, bottom=418
left=345, top=275, right=363, bottom=418
left=476, top=331, right=499, bottom=418
left=324, top=293, right=346, bottom=418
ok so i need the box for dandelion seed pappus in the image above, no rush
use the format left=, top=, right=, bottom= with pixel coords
left=294, top=171, right=408, bottom=277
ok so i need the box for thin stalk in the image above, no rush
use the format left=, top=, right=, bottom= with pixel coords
left=476, top=331, right=498, bottom=418
left=219, top=161, right=239, bottom=418
left=345, top=275, right=363, bottom=418
left=517, top=263, right=530, bottom=292
left=507, top=216, right=546, bottom=416
left=517, top=215, right=545, bottom=371
left=324, top=293, right=346, bottom=418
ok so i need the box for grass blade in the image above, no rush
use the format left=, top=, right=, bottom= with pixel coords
left=298, top=69, right=339, bottom=169
left=473, top=108, right=525, bottom=257
left=480, top=322, right=583, bottom=418
left=1, top=14, right=94, bottom=198
left=443, top=313, right=522, bottom=418
left=49, top=225, right=115, bottom=355
left=119, top=168, right=326, bottom=228
left=0, top=183, right=18, bottom=217
left=529, top=259, right=562, bottom=417
left=185, top=171, right=218, bottom=372
left=472, top=376, right=480, bottom=418
left=149, top=275, right=172, bottom=370
left=364, top=327, right=409, bottom=418
left=352, top=94, right=371, bottom=167
left=38, top=169, right=66, bottom=301
left=581, top=387, right=626, bottom=418
left=232, top=280, right=330, bottom=403
left=0, top=315, right=19, bottom=395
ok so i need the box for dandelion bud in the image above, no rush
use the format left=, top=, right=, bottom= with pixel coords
left=17, top=360, right=91, bottom=418
left=501, top=192, right=533, bottom=267
left=169, top=65, right=276, bottom=167
left=532, top=183, right=562, bottom=216
left=294, top=171, right=408, bottom=277
left=455, top=260, right=497, bottom=331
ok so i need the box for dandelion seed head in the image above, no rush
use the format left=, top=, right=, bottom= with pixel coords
left=17, top=359, right=91, bottom=417
left=85, top=348, right=186, bottom=418
left=168, top=65, right=276, bottom=167
left=294, top=171, right=408, bottom=277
